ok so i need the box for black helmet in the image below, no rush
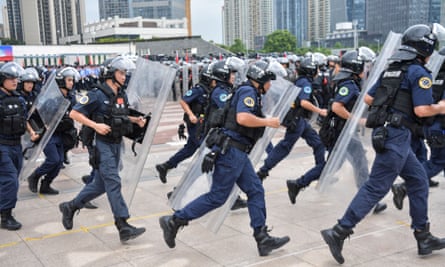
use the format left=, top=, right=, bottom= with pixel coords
left=297, top=57, right=318, bottom=77
left=340, top=50, right=364, bottom=75
left=392, top=24, right=437, bottom=61
left=208, top=57, right=244, bottom=84
left=246, top=60, right=283, bottom=85
left=199, top=65, right=213, bottom=86
left=402, top=24, right=437, bottom=58
left=0, top=62, right=25, bottom=85
left=55, top=67, right=80, bottom=89
left=101, top=56, right=135, bottom=80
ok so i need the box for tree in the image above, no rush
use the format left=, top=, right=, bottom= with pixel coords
left=229, top=39, right=246, bottom=54
left=263, top=30, right=297, bottom=53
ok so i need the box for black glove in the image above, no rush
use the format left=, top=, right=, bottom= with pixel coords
left=201, top=151, right=219, bottom=173
left=178, top=123, right=187, bottom=140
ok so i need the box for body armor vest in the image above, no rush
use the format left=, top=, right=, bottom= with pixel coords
left=366, top=62, right=414, bottom=128
left=223, top=87, right=265, bottom=143
left=93, top=85, right=132, bottom=142
left=0, top=92, right=26, bottom=136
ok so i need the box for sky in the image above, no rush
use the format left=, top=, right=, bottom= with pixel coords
left=85, top=0, right=224, bottom=43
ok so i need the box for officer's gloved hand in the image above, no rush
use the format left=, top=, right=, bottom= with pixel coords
left=201, top=151, right=219, bottom=173
left=178, top=123, right=187, bottom=140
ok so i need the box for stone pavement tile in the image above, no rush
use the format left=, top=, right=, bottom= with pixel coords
left=38, top=244, right=129, bottom=267
left=0, top=241, right=40, bottom=266
left=131, top=246, right=221, bottom=267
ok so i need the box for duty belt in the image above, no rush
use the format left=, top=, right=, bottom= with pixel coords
left=387, top=113, right=423, bottom=137
left=227, top=137, right=252, bottom=154
left=0, top=138, right=21, bottom=146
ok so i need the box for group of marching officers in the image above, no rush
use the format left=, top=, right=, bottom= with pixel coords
left=2, top=23, right=445, bottom=263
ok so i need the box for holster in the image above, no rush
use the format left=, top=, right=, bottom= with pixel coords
left=372, top=126, right=387, bottom=153
left=89, top=146, right=100, bottom=169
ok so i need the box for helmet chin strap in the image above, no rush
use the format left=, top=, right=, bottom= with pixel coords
left=112, top=76, right=124, bottom=88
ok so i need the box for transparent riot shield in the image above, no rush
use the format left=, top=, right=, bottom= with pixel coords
left=19, top=75, right=70, bottom=182
left=191, top=63, right=200, bottom=86
left=169, top=77, right=301, bottom=233
left=182, top=65, right=190, bottom=94
left=120, top=57, right=176, bottom=206
left=317, top=32, right=402, bottom=192
left=426, top=51, right=445, bottom=79
left=173, top=70, right=182, bottom=100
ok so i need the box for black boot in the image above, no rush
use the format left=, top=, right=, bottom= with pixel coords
left=159, top=215, right=188, bottom=248
left=63, top=151, right=70, bottom=165
left=81, top=175, right=91, bottom=185
left=156, top=162, right=172, bottom=184
left=286, top=179, right=304, bottom=204
left=414, top=223, right=445, bottom=255
left=373, top=202, right=387, bottom=214
left=115, top=217, right=146, bottom=243
left=429, top=178, right=439, bottom=187
left=59, top=200, right=79, bottom=230
left=27, top=170, right=41, bottom=193
left=321, top=224, right=354, bottom=264
left=254, top=226, right=290, bottom=256
left=0, top=209, right=22, bottom=230
left=231, top=196, right=248, bottom=210
left=391, top=183, right=406, bottom=210
left=39, top=179, right=59, bottom=195
left=256, top=170, right=269, bottom=182
left=84, top=201, right=98, bottom=209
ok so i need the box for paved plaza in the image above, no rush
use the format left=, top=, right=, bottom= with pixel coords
left=2, top=101, right=445, bottom=267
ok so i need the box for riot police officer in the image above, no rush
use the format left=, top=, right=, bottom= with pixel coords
left=321, top=24, right=445, bottom=264
left=27, top=67, right=79, bottom=195
left=155, top=65, right=216, bottom=183
left=257, top=57, right=327, bottom=188
left=159, top=60, right=290, bottom=256
left=18, top=68, right=39, bottom=111
left=59, top=56, right=146, bottom=242
left=0, top=62, right=39, bottom=230
left=316, top=50, right=386, bottom=212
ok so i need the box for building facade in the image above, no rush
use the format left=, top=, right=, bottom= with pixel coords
left=367, top=0, right=429, bottom=40
left=99, top=0, right=129, bottom=19
left=222, top=0, right=273, bottom=51
left=308, top=0, right=330, bottom=42
left=6, top=0, right=85, bottom=45
left=275, top=0, right=308, bottom=47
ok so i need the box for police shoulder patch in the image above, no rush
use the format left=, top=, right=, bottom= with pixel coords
left=185, top=90, right=193, bottom=96
left=419, top=77, right=432, bottom=89
left=243, top=97, right=255, bottom=108
left=338, top=86, right=349, bottom=96
left=303, top=86, right=312, bottom=94
left=219, top=93, right=228, bottom=102
left=79, top=95, right=89, bottom=104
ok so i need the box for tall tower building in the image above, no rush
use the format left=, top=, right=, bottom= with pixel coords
left=99, top=0, right=129, bottom=19
left=367, top=0, right=429, bottom=39
left=6, top=0, right=85, bottom=45
left=223, top=0, right=273, bottom=50
left=429, top=0, right=442, bottom=23
left=275, top=0, right=308, bottom=47
left=308, top=0, right=330, bottom=42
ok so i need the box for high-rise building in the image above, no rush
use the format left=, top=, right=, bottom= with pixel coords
left=367, top=0, right=429, bottom=39
left=347, top=0, right=366, bottom=30
left=429, top=0, right=442, bottom=23
left=99, top=0, right=129, bottom=19
left=275, top=0, right=308, bottom=47
left=99, top=0, right=185, bottom=20
left=223, top=0, right=273, bottom=50
left=130, top=0, right=185, bottom=19
left=6, top=0, right=86, bottom=45
left=308, top=0, right=330, bottom=42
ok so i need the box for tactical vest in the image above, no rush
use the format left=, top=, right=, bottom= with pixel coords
left=366, top=62, right=415, bottom=128
left=92, top=85, right=132, bottom=143
left=223, top=87, right=265, bottom=143
left=204, top=84, right=233, bottom=133
left=184, top=83, right=211, bottom=124
left=0, top=92, right=27, bottom=136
